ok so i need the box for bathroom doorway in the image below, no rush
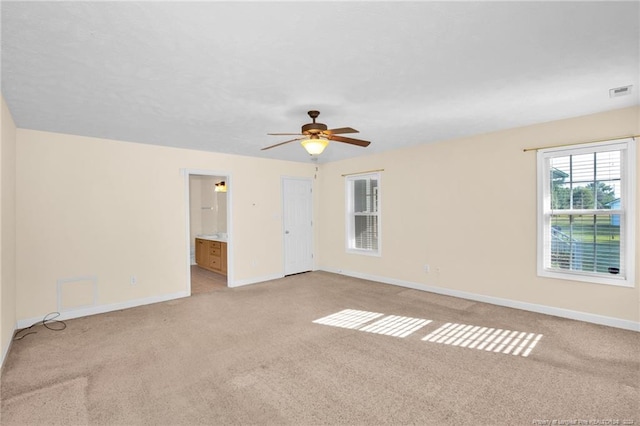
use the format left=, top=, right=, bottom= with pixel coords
left=184, top=170, right=232, bottom=295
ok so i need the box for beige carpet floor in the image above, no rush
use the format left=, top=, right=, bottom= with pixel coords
left=190, top=265, right=227, bottom=295
left=1, top=271, right=638, bottom=425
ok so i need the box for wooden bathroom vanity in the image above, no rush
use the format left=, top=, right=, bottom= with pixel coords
left=195, top=238, right=227, bottom=276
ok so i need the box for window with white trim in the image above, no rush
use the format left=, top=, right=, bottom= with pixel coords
left=346, top=172, right=380, bottom=255
left=537, top=138, right=636, bottom=286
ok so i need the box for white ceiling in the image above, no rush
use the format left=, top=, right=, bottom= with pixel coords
left=2, top=1, right=638, bottom=164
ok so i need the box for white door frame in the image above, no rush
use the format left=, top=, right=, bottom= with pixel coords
left=282, top=176, right=314, bottom=275
left=182, top=168, right=233, bottom=293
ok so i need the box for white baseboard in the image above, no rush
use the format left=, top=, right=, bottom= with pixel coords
left=1, top=323, right=17, bottom=372
left=321, top=267, right=640, bottom=332
left=11, top=267, right=637, bottom=346
left=14, top=270, right=287, bottom=331
left=230, top=273, right=284, bottom=288
left=16, top=291, right=190, bottom=329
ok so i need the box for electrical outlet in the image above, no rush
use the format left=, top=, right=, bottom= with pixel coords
left=130, top=276, right=137, bottom=285
left=424, top=264, right=430, bottom=273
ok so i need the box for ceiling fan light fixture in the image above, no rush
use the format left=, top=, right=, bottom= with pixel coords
left=263, top=110, right=369, bottom=153
left=301, top=138, right=328, bottom=155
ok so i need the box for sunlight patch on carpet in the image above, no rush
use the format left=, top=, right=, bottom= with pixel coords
left=312, top=309, right=384, bottom=329
left=359, top=315, right=432, bottom=337
left=313, top=310, right=432, bottom=338
left=421, top=323, right=543, bottom=357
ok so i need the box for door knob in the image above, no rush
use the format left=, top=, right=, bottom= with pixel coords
left=285, top=230, right=290, bottom=234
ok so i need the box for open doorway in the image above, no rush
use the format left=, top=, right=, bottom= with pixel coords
left=185, top=171, right=232, bottom=295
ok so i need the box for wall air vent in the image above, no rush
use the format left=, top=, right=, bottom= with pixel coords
left=609, top=85, right=632, bottom=98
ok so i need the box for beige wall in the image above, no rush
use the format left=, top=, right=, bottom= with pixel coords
left=16, top=129, right=316, bottom=320
left=215, top=191, right=228, bottom=233
left=317, top=106, right=640, bottom=324
left=8, top=105, right=640, bottom=334
left=1, top=94, right=18, bottom=366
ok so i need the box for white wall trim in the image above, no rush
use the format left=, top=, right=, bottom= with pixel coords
left=1, top=323, right=17, bottom=371
left=321, top=267, right=640, bottom=332
left=230, top=273, right=283, bottom=288
left=16, top=291, right=189, bottom=329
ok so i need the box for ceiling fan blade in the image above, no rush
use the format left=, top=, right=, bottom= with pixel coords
left=323, top=127, right=359, bottom=135
left=267, top=133, right=304, bottom=136
left=261, top=137, right=302, bottom=151
left=328, top=135, right=371, bottom=147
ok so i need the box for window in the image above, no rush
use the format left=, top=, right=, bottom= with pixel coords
left=537, top=138, right=636, bottom=286
left=346, top=172, right=381, bottom=255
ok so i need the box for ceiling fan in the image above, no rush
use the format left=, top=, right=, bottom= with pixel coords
left=262, top=110, right=371, bottom=155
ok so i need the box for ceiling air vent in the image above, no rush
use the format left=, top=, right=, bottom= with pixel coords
left=609, top=85, right=632, bottom=98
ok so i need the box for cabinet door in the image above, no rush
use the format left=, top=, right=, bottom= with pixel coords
left=195, top=239, right=206, bottom=266
left=221, top=242, right=227, bottom=274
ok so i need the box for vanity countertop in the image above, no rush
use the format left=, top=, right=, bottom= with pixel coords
left=196, top=234, right=227, bottom=243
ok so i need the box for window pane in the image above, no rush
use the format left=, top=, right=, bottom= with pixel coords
left=595, top=180, right=620, bottom=209
left=549, top=150, right=621, bottom=210
left=550, top=170, right=570, bottom=209
left=571, top=182, right=595, bottom=209
left=353, top=179, right=367, bottom=212
left=595, top=151, right=621, bottom=181
left=571, top=153, right=595, bottom=185
left=549, top=156, right=571, bottom=210
left=347, top=173, right=380, bottom=254
left=354, top=215, right=378, bottom=250
left=353, top=178, right=378, bottom=213
left=550, top=214, right=621, bottom=275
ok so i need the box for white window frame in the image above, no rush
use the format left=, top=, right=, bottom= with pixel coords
left=537, top=138, right=636, bottom=287
left=345, top=172, right=381, bottom=256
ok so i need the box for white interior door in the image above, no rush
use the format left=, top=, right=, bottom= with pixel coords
left=283, top=177, right=313, bottom=275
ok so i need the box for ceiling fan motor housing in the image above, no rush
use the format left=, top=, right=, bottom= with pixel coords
left=301, top=122, right=328, bottom=134
left=301, top=110, right=327, bottom=135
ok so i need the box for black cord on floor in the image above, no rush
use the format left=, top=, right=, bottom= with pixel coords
left=13, top=312, right=67, bottom=341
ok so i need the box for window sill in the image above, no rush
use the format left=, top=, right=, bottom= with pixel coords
left=346, top=248, right=381, bottom=257
left=538, top=267, right=634, bottom=288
